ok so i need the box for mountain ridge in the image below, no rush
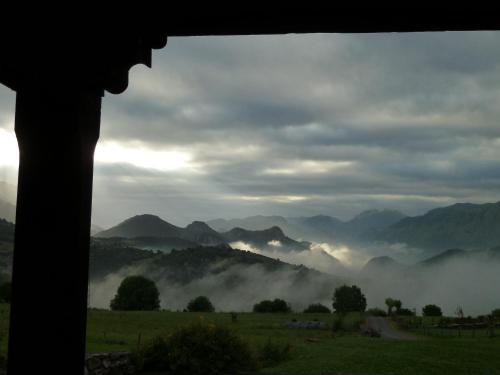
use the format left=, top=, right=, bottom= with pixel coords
left=377, top=201, right=500, bottom=250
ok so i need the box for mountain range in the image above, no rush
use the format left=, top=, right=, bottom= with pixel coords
left=208, top=202, right=500, bottom=251
left=95, top=214, right=309, bottom=253
left=95, top=215, right=227, bottom=248
left=376, top=202, right=500, bottom=250
left=208, top=209, right=407, bottom=243
left=361, top=246, right=500, bottom=276
left=4, top=200, right=500, bottom=267
left=1, top=209, right=499, bottom=312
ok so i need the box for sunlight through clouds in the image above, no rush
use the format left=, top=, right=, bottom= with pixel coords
left=94, top=141, right=194, bottom=172
left=0, top=128, right=18, bottom=167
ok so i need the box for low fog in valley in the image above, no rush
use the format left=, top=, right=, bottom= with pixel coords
left=88, top=210, right=500, bottom=316
left=2, top=32, right=500, bottom=319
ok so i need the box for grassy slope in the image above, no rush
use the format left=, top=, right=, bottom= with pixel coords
left=0, top=305, right=499, bottom=374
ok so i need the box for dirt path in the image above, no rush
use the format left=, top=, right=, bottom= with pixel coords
left=366, top=317, right=417, bottom=340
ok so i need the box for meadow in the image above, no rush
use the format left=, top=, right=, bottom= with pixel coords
left=0, top=304, right=499, bottom=374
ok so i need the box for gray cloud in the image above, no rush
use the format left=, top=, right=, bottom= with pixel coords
left=2, top=32, right=500, bottom=226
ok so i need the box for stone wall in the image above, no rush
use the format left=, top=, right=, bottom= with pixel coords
left=85, top=351, right=135, bottom=375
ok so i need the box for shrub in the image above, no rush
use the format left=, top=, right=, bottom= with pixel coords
left=397, top=308, right=415, bottom=316
left=366, top=307, right=387, bottom=317
left=133, top=336, right=170, bottom=372
left=422, top=304, right=443, bottom=317
left=256, top=339, right=292, bottom=367
left=340, top=312, right=364, bottom=331
left=134, top=323, right=256, bottom=375
left=303, top=303, right=331, bottom=313
left=110, top=275, right=160, bottom=311
left=168, top=322, right=256, bottom=375
left=253, top=299, right=291, bottom=313
left=331, top=312, right=363, bottom=332
left=332, top=285, right=366, bottom=314
left=187, top=296, right=215, bottom=312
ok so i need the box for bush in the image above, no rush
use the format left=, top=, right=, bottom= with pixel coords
left=187, top=296, right=215, bottom=312
left=366, top=307, right=387, bottom=317
left=172, top=322, right=256, bottom=375
left=422, top=304, right=443, bottom=317
left=340, top=312, right=364, bottom=331
left=331, top=312, right=364, bottom=332
left=253, top=299, right=291, bottom=313
left=110, top=275, right=160, bottom=311
left=133, top=336, right=170, bottom=372
left=332, top=285, right=366, bottom=314
left=256, top=339, right=292, bottom=367
left=303, top=303, right=331, bottom=313
left=134, top=323, right=257, bottom=375
left=397, top=308, right=415, bottom=316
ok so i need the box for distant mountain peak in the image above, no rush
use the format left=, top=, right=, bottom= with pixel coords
left=95, top=214, right=181, bottom=239
left=379, top=201, right=500, bottom=250
left=362, top=255, right=405, bottom=274
left=223, top=225, right=308, bottom=252
left=418, top=248, right=469, bottom=267
left=366, top=255, right=399, bottom=265
left=264, top=226, right=285, bottom=236
left=124, top=214, right=165, bottom=223
left=186, top=221, right=214, bottom=230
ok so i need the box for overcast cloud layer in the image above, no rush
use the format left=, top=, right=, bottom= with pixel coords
left=2, top=32, right=500, bottom=227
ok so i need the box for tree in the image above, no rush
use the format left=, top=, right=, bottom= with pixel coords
left=303, top=303, right=331, bottom=313
left=253, top=299, right=291, bottom=313
left=393, top=299, right=402, bottom=314
left=397, top=308, right=415, bottom=316
left=385, top=298, right=395, bottom=315
left=422, top=304, right=443, bottom=317
left=187, top=296, right=215, bottom=312
left=332, top=285, right=366, bottom=314
left=110, top=275, right=160, bottom=311
left=0, top=281, right=11, bottom=303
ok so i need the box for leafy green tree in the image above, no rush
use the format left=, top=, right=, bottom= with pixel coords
left=332, top=285, right=366, bottom=314
left=422, top=304, right=443, bottom=317
left=303, top=303, right=331, bottom=313
left=397, top=308, right=415, bottom=316
left=253, top=299, right=291, bottom=313
left=0, top=282, right=11, bottom=303
left=393, top=299, right=402, bottom=314
left=187, top=296, right=215, bottom=312
left=385, top=298, right=395, bottom=315
left=110, top=276, right=160, bottom=311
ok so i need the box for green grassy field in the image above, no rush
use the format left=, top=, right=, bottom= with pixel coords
left=0, top=304, right=500, bottom=374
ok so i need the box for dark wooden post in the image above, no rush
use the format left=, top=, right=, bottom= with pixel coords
left=7, top=88, right=101, bottom=375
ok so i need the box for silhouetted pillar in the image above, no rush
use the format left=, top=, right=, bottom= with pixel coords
left=8, top=88, right=101, bottom=375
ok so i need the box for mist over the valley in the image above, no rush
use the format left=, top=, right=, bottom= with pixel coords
left=87, top=203, right=500, bottom=316
left=88, top=246, right=342, bottom=312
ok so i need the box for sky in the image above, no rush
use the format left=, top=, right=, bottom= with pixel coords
left=2, top=32, right=500, bottom=227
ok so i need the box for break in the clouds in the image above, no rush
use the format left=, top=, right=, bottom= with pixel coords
left=2, top=32, right=500, bottom=226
